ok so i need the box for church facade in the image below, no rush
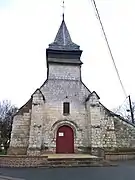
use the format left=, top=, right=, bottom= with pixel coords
left=8, top=17, right=135, bottom=156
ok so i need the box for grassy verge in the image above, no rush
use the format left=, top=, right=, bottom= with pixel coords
left=0, top=150, right=6, bottom=155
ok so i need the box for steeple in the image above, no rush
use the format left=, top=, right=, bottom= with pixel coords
left=46, top=12, right=82, bottom=66
left=48, top=18, right=80, bottom=51
left=49, top=1, right=80, bottom=51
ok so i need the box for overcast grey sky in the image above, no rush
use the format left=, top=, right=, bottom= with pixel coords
left=0, top=0, right=135, bottom=110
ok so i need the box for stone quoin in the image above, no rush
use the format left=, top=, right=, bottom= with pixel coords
left=8, top=15, right=135, bottom=156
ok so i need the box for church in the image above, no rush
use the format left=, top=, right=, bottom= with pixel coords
left=8, top=15, right=135, bottom=156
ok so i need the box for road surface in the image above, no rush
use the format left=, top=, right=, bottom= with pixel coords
left=0, top=161, right=135, bottom=180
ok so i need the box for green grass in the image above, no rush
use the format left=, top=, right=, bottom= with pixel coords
left=0, top=150, right=6, bottom=155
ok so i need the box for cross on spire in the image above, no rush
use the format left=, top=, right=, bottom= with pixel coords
left=48, top=0, right=80, bottom=51
left=62, top=0, right=65, bottom=20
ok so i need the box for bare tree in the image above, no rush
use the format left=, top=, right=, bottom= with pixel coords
left=113, top=101, right=135, bottom=122
left=0, top=100, right=18, bottom=152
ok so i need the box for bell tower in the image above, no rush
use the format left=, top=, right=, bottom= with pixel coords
left=46, top=14, right=83, bottom=81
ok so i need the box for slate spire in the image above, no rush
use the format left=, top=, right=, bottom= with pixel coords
left=46, top=11, right=82, bottom=66
left=49, top=16, right=80, bottom=51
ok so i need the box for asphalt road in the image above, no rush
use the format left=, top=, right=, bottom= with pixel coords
left=1, top=161, right=135, bottom=180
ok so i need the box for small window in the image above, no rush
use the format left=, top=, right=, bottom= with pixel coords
left=63, top=102, right=70, bottom=115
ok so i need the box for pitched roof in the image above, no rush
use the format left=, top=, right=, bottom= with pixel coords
left=101, top=103, right=135, bottom=128
left=49, top=18, right=80, bottom=51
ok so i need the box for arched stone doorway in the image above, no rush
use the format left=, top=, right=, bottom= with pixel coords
left=56, top=125, right=74, bottom=153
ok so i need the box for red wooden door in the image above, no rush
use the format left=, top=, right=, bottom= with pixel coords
left=56, top=125, right=74, bottom=153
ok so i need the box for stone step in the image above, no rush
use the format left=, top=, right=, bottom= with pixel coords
left=42, top=158, right=118, bottom=168
left=48, top=157, right=102, bottom=161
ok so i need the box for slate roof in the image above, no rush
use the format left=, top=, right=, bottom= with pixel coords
left=49, top=18, right=80, bottom=51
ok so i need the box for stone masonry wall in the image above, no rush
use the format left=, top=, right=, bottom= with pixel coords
left=0, top=155, right=47, bottom=167
left=8, top=77, right=91, bottom=155
left=114, top=117, right=135, bottom=149
left=8, top=99, right=32, bottom=155
left=40, top=79, right=91, bottom=153
left=87, top=92, right=135, bottom=155
left=86, top=92, right=117, bottom=154
left=48, top=64, right=81, bottom=81
left=105, top=153, right=135, bottom=161
left=8, top=112, right=31, bottom=155
left=27, top=90, right=45, bottom=155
